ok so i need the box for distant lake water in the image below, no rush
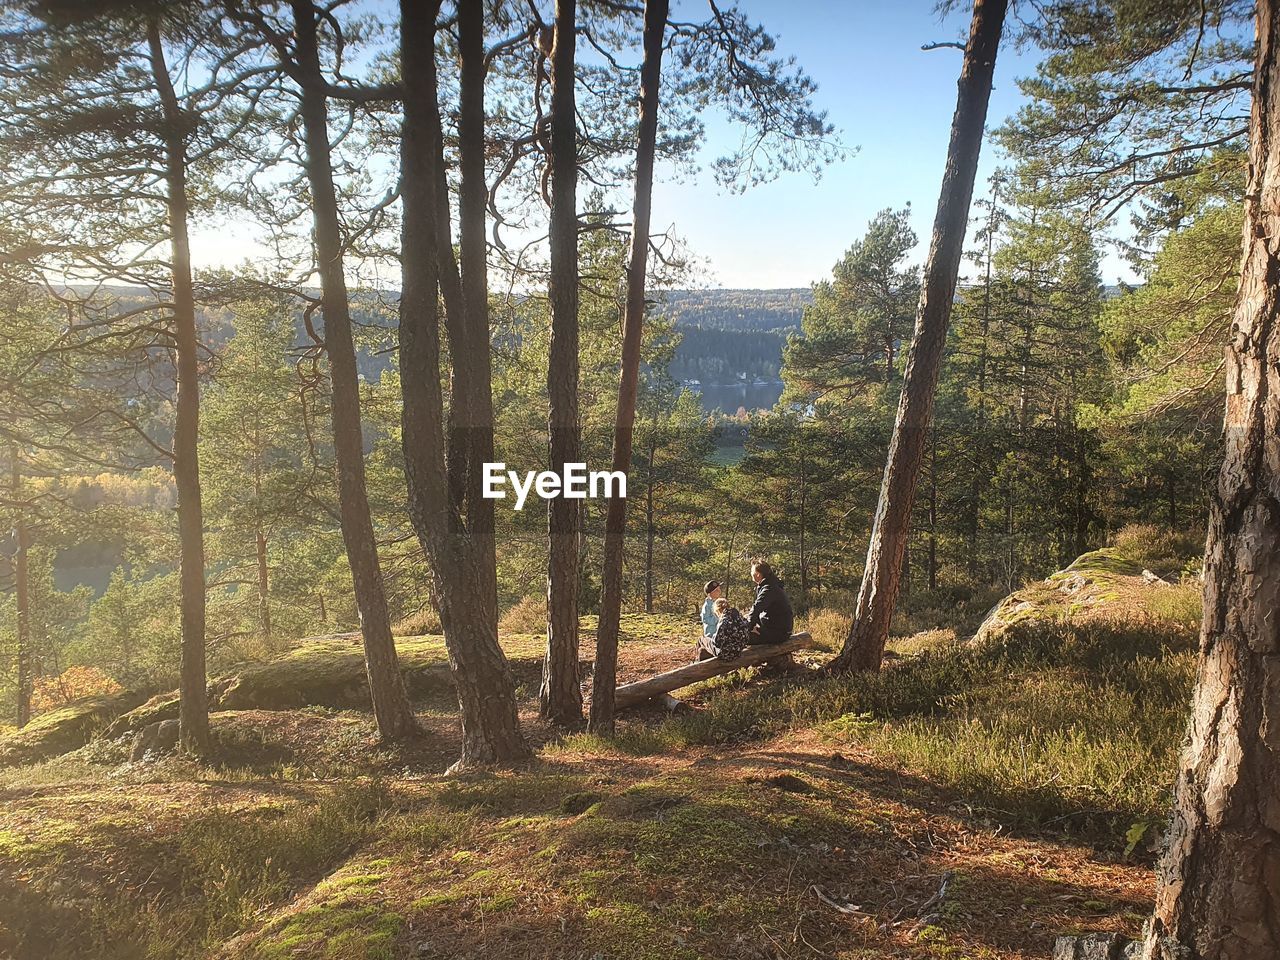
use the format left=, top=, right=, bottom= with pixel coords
left=686, top=380, right=784, bottom=413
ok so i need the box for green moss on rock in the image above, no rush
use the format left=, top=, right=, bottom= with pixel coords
left=0, top=690, right=150, bottom=767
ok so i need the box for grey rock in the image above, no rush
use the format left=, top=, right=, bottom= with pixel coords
left=130, top=719, right=180, bottom=761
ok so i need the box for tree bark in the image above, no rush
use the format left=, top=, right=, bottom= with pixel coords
left=399, top=0, right=529, bottom=767
left=644, top=403, right=658, bottom=615
left=832, top=0, right=1006, bottom=672
left=147, top=20, right=209, bottom=754
left=291, top=0, right=416, bottom=742
left=1072, top=429, right=1090, bottom=560
left=542, top=0, right=584, bottom=726
left=588, top=0, right=669, bottom=735
left=1139, top=2, right=1280, bottom=956
left=453, top=0, right=498, bottom=582
left=644, top=474, right=656, bottom=614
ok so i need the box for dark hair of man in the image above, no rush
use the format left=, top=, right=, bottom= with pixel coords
left=751, top=560, right=776, bottom=581
left=704, top=580, right=721, bottom=596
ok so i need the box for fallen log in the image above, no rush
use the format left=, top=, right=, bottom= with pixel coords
left=613, top=633, right=814, bottom=711
left=659, top=692, right=687, bottom=712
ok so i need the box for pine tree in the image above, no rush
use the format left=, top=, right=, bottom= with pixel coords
left=832, top=0, right=1007, bottom=673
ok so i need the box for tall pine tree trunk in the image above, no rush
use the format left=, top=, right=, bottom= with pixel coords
left=147, top=20, right=208, bottom=753
left=291, top=0, right=416, bottom=742
left=588, top=0, right=669, bottom=735
left=542, top=0, right=583, bottom=725
left=399, top=0, right=529, bottom=767
left=1140, top=2, right=1280, bottom=955
left=644, top=430, right=657, bottom=615
left=832, top=0, right=1006, bottom=672
left=1072, top=429, right=1090, bottom=560
left=453, top=0, right=498, bottom=584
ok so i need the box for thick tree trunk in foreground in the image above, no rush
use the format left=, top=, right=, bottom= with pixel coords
left=542, top=0, right=584, bottom=726
left=588, top=0, right=670, bottom=736
left=399, top=0, right=528, bottom=767
left=147, top=21, right=209, bottom=753
left=1139, top=3, right=1280, bottom=956
left=832, top=0, right=1006, bottom=673
left=292, top=0, right=416, bottom=742
left=11, top=445, right=30, bottom=729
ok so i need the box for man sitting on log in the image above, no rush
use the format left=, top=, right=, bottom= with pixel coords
left=746, top=560, right=793, bottom=645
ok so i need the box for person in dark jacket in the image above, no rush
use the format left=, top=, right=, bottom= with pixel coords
left=746, top=560, right=793, bottom=645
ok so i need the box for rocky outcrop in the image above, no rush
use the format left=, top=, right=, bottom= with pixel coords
left=129, top=719, right=180, bottom=761
left=0, top=690, right=151, bottom=768
left=970, top=549, right=1153, bottom=647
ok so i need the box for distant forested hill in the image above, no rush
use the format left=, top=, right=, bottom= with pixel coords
left=661, top=287, right=810, bottom=332
left=662, top=288, right=812, bottom=412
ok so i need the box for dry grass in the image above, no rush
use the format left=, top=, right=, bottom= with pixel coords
left=498, top=595, right=546, bottom=634
left=802, top=607, right=850, bottom=652
left=391, top=605, right=441, bottom=637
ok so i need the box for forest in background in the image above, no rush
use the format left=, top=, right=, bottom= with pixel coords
left=0, top=164, right=1231, bottom=720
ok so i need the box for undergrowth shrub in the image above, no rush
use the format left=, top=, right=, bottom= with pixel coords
left=29, top=666, right=122, bottom=714
left=889, top=628, right=957, bottom=656
left=1147, top=580, right=1203, bottom=628
left=802, top=608, right=848, bottom=651
left=392, top=605, right=442, bottom=637
left=890, top=584, right=1004, bottom=638
left=1111, top=524, right=1203, bottom=577
left=498, top=595, right=545, bottom=634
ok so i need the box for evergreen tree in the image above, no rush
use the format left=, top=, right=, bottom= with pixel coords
left=785, top=207, right=920, bottom=397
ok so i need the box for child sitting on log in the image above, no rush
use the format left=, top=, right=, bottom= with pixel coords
left=697, top=598, right=750, bottom=662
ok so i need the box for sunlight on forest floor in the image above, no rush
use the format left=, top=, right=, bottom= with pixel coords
left=0, top=549, right=1201, bottom=960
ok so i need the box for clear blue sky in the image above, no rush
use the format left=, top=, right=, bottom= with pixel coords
left=651, top=0, right=1137, bottom=289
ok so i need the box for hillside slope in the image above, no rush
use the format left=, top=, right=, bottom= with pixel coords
left=0, top=549, right=1201, bottom=960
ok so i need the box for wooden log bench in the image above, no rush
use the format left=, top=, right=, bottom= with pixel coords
left=613, top=632, right=814, bottom=711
